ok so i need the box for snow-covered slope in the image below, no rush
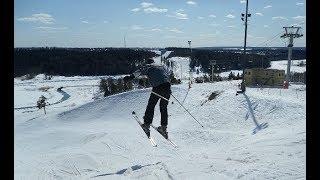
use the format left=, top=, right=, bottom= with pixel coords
left=15, top=76, right=306, bottom=179
left=14, top=52, right=306, bottom=179
left=269, top=59, right=306, bottom=73
left=168, top=57, right=190, bottom=80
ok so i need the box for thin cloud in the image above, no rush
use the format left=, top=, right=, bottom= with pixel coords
left=197, top=16, right=204, bottom=19
left=272, top=16, right=288, bottom=20
left=255, top=13, right=263, bottom=16
left=81, top=21, right=89, bottom=24
left=209, top=14, right=216, bottom=18
left=264, top=25, right=269, bottom=28
left=17, top=13, right=55, bottom=24
left=292, top=15, right=305, bottom=21
left=141, top=2, right=153, bottom=8
left=36, top=26, right=68, bottom=30
left=136, top=2, right=168, bottom=14
left=240, top=0, right=246, bottom=4
left=264, top=5, right=272, bottom=9
left=169, top=28, right=183, bottom=33
left=150, top=28, right=162, bottom=32
left=144, top=7, right=168, bottom=13
left=296, top=2, right=304, bottom=6
left=227, top=25, right=236, bottom=28
left=175, top=12, right=188, bottom=19
left=131, top=8, right=140, bottom=12
left=35, top=26, right=68, bottom=33
left=225, top=14, right=235, bottom=19
left=290, top=23, right=300, bottom=27
left=103, top=20, right=109, bottom=23
left=187, top=1, right=197, bottom=5
left=131, top=25, right=143, bottom=30
left=167, top=10, right=188, bottom=20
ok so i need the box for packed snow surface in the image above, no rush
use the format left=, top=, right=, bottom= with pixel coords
left=15, top=57, right=306, bottom=179
left=269, top=59, right=306, bottom=73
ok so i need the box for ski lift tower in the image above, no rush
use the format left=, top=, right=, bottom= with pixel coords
left=281, top=26, right=303, bottom=88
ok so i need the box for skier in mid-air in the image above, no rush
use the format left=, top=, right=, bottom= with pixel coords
left=124, top=58, right=172, bottom=139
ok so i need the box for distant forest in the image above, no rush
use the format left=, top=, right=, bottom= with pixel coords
left=165, top=47, right=306, bottom=73
left=14, top=47, right=305, bottom=77
left=14, top=48, right=157, bottom=77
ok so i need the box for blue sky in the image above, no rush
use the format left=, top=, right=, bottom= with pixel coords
left=14, top=0, right=306, bottom=48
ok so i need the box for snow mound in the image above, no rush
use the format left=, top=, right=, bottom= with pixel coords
left=15, top=79, right=306, bottom=179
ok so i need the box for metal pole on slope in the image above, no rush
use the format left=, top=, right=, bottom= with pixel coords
left=241, top=0, right=251, bottom=84
left=151, top=91, right=204, bottom=128
left=210, top=60, right=216, bottom=82
left=211, top=65, right=214, bottom=82
left=188, top=40, right=193, bottom=84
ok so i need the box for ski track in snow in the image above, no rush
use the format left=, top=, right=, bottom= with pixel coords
left=14, top=56, right=306, bottom=180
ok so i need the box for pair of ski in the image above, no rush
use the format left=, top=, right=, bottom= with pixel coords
left=132, top=111, right=177, bottom=148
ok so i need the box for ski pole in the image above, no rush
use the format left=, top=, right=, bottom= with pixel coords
left=181, top=84, right=191, bottom=104
left=170, top=93, right=204, bottom=128
left=151, top=91, right=170, bottom=102
left=151, top=91, right=204, bottom=128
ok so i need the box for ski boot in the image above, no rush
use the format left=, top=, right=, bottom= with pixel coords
left=157, top=126, right=168, bottom=139
left=141, top=123, right=150, bottom=137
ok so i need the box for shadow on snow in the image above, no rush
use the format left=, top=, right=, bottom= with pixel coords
left=92, top=162, right=162, bottom=178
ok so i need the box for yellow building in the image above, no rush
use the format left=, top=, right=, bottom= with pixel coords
left=244, top=68, right=285, bottom=86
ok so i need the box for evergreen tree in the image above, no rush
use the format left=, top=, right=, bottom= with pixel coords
left=117, top=78, right=125, bottom=93
left=228, top=72, right=235, bottom=80
left=236, top=73, right=240, bottom=80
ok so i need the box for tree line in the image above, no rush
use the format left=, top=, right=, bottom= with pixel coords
left=165, top=47, right=305, bottom=74
left=14, top=47, right=305, bottom=78
left=14, top=47, right=157, bottom=77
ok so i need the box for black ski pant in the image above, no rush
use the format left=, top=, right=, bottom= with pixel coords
left=144, top=82, right=171, bottom=127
